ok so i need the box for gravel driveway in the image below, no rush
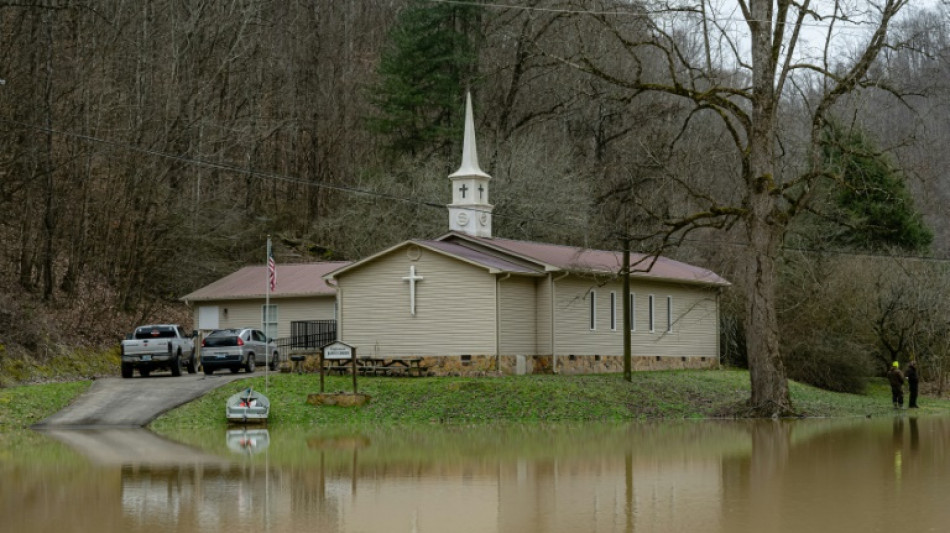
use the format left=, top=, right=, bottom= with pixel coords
left=33, top=372, right=251, bottom=428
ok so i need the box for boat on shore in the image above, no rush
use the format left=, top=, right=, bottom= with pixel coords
left=226, top=387, right=269, bottom=424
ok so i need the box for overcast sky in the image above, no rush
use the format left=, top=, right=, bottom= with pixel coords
left=681, top=0, right=946, bottom=66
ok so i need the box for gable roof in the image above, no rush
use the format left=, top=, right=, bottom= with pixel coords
left=438, top=232, right=730, bottom=287
left=182, top=261, right=350, bottom=302
left=325, top=232, right=728, bottom=287
left=323, top=239, right=544, bottom=280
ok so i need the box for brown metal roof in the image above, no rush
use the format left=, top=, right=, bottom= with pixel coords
left=418, top=239, right=544, bottom=274
left=182, top=261, right=350, bottom=302
left=441, top=233, right=730, bottom=286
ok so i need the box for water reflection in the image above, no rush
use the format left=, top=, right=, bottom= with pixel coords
left=227, top=429, right=270, bottom=456
left=6, top=416, right=950, bottom=532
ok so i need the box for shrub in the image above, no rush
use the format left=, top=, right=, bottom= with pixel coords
left=784, top=338, right=873, bottom=394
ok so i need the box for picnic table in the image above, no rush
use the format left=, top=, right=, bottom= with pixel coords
left=322, top=357, right=428, bottom=377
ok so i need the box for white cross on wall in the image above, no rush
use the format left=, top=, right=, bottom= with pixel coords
left=402, top=265, right=424, bottom=316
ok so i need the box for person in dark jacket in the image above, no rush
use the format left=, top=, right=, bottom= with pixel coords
left=906, top=361, right=919, bottom=408
left=887, top=361, right=905, bottom=409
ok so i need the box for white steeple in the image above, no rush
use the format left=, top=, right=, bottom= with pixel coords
left=448, top=92, right=493, bottom=237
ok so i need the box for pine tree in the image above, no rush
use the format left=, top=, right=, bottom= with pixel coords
left=821, top=123, right=932, bottom=252
left=368, top=0, right=482, bottom=155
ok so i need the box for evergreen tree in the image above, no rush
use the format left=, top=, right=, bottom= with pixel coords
left=368, top=0, right=482, bottom=155
left=820, top=122, right=932, bottom=252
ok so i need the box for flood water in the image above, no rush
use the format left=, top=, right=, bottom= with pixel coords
left=2, top=415, right=948, bottom=533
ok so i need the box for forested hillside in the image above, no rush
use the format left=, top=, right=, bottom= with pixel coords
left=2, top=1, right=950, bottom=401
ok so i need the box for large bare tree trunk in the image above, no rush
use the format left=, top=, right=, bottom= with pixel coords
left=745, top=0, right=791, bottom=415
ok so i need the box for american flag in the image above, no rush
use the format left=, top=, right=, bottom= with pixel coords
left=268, top=251, right=277, bottom=292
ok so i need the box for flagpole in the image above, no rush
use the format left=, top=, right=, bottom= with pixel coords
left=265, top=235, right=271, bottom=395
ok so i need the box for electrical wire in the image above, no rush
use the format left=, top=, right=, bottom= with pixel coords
left=2, top=117, right=945, bottom=264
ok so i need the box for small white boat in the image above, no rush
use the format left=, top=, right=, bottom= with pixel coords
left=226, top=387, right=269, bottom=424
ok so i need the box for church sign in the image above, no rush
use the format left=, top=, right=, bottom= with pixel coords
left=320, top=341, right=358, bottom=394
left=322, top=341, right=354, bottom=360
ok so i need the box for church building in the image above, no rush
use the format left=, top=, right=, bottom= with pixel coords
left=324, top=95, right=729, bottom=375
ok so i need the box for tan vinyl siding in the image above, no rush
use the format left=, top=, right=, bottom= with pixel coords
left=191, top=296, right=335, bottom=339
left=498, top=275, right=537, bottom=355
left=535, top=275, right=552, bottom=355
left=553, top=276, right=718, bottom=358
left=337, top=248, right=496, bottom=357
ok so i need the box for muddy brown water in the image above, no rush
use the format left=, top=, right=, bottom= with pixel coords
left=4, top=415, right=949, bottom=533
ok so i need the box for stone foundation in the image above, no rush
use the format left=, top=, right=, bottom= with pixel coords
left=426, top=354, right=719, bottom=375
left=287, top=352, right=717, bottom=376
left=546, top=354, right=718, bottom=374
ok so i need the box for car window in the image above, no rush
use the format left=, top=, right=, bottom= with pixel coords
left=253, top=330, right=265, bottom=342
left=134, top=326, right=176, bottom=340
left=203, top=334, right=240, bottom=347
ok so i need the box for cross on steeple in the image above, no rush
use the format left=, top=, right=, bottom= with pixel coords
left=448, top=92, right=493, bottom=237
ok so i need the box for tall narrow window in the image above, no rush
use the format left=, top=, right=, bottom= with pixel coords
left=261, top=304, right=278, bottom=340
left=667, top=296, right=673, bottom=333
left=648, top=295, right=655, bottom=332
left=589, top=290, right=597, bottom=330
left=610, top=291, right=617, bottom=330
left=630, top=293, right=636, bottom=331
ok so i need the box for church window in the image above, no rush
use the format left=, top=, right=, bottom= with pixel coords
left=589, top=291, right=597, bottom=330
left=610, top=291, right=617, bottom=330
left=667, top=296, right=673, bottom=332
left=648, top=295, right=655, bottom=332
left=630, top=293, right=636, bottom=331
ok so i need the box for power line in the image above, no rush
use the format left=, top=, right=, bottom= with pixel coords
left=0, top=118, right=576, bottom=228
left=424, top=0, right=913, bottom=32
left=2, top=117, right=945, bottom=264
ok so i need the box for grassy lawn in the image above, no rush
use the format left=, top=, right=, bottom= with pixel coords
left=0, top=380, right=92, bottom=429
left=2, top=370, right=947, bottom=431
left=151, top=369, right=950, bottom=430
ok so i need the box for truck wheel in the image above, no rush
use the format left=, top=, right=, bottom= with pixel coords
left=171, top=351, right=182, bottom=377
left=245, top=355, right=256, bottom=373
left=203, top=366, right=214, bottom=375
left=186, top=349, right=198, bottom=374
left=121, top=363, right=133, bottom=379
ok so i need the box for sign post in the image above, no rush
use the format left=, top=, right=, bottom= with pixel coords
left=321, top=341, right=357, bottom=394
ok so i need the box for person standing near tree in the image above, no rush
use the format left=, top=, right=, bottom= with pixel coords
left=887, top=361, right=905, bottom=409
left=906, top=361, right=919, bottom=409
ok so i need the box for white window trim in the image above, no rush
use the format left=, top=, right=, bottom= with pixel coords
left=589, top=290, right=597, bottom=331
left=667, top=296, right=673, bottom=333
left=261, top=304, right=278, bottom=340
left=648, top=294, right=655, bottom=333
left=610, top=291, right=617, bottom=331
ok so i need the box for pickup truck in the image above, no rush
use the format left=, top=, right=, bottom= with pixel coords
left=120, top=324, right=199, bottom=378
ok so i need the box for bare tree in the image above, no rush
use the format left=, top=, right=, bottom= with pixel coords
left=552, top=0, right=913, bottom=415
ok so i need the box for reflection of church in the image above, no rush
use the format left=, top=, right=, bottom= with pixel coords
left=325, top=94, right=729, bottom=374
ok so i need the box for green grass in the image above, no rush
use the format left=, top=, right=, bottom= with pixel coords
left=0, top=346, right=119, bottom=386
left=150, top=369, right=950, bottom=431
left=0, top=380, right=92, bottom=429
left=2, top=370, right=947, bottom=432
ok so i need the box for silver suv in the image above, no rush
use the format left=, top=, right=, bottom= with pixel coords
left=200, top=328, right=279, bottom=375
